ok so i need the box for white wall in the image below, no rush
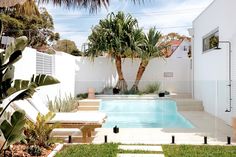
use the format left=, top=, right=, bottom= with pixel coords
left=171, top=39, right=191, bottom=59
left=14, top=48, right=192, bottom=101
left=14, top=48, right=76, bottom=103
left=192, top=0, right=236, bottom=125
left=74, top=57, right=192, bottom=94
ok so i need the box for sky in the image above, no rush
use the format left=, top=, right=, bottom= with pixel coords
left=40, top=0, right=214, bottom=49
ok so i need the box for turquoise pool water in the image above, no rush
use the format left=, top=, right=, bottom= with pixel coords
left=100, top=99, right=194, bottom=128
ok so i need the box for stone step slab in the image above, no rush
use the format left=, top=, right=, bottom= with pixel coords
left=118, top=145, right=163, bottom=152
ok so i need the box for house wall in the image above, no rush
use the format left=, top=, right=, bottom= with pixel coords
left=192, top=0, right=236, bottom=125
left=170, top=39, right=191, bottom=59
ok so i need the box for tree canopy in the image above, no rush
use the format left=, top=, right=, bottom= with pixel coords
left=0, top=7, right=59, bottom=49
left=53, top=39, right=80, bottom=55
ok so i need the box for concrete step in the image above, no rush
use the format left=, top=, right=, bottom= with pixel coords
left=118, top=145, right=163, bottom=152
left=78, top=99, right=101, bottom=106
left=117, top=154, right=165, bottom=157
left=78, top=106, right=99, bottom=111
left=174, top=99, right=204, bottom=111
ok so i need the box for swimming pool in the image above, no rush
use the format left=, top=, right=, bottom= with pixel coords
left=99, top=99, right=194, bottom=128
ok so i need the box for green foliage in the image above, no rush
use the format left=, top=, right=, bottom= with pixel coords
left=87, top=11, right=142, bottom=92
left=24, top=112, right=59, bottom=148
left=163, top=145, right=236, bottom=157
left=209, top=35, right=219, bottom=49
left=0, top=34, right=28, bottom=101
left=142, top=82, right=161, bottom=94
left=53, top=39, right=79, bottom=55
left=0, top=20, right=60, bottom=153
left=0, top=7, right=59, bottom=49
left=27, top=145, right=42, bottom=156
left=87, top=11, right=140, bottom=58
left=76, top=93, right=88, bottom=99
left=0, top=110, right=26, bottom=150
left=48, top=95, right=78, bottom=112
left=123, top=89, right=141, bottom=95
left=56, top=144, right=119, bottom=157
left=56, top=143, right=236, bottom=157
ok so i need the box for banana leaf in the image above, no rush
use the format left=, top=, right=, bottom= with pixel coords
left=0, top=110, right=26, bottom=150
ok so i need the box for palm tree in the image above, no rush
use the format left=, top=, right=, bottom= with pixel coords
left=131, top=27, right=164, bottom=91
left=87, top=11, right=141, bottom=92
left=0, top=0, right=143, bottom=13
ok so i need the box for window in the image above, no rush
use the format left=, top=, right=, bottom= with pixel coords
left=36, top=52, right=55, bottom=76
left=183, top=46, right=188, bottom=51
left=203, top=29, right=219, bottom=52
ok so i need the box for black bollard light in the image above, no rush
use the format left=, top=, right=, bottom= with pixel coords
left=68, top=135, right=72, bottom=143
left=227, top=136, right=231, bottom=145
left=104, top=135, right=108, bottom=143
left=113, top=125, right=119, bottom=134
left=171, top=136, right=175, bottom=144
left=204, top=136, right=207, bottom=144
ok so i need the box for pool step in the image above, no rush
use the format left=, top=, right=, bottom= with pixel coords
left=78, top=106, right=99, bottom=111
left=174, top=99, right=204, bottom=111
left=118, top=145, right=165, bottom=157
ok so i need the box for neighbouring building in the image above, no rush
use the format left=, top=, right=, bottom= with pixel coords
left=165, top=38, right=191, bottom=59
left=190, top=0, right=236, bottom=125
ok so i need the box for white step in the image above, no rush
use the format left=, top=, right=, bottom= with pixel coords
left=118, top=145, right=162, bottom=152
left=174, top=99, right=204, bottom=111
left=117, top=154, right=165, bottom=157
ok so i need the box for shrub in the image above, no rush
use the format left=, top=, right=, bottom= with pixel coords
left=123, top=89, right=141, bottom=95
left=77, top=93, right=88, bottom=99
left=28, top=145, right=42, bottom=156
left=142, top=82, right=161, bottom=94
left=48, top=95, right=78, bottom=112
left=24, top=112, right=59, bottom=148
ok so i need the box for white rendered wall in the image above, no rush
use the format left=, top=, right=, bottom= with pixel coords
left=74, top=57, right=192, bottom=95
left=14, top=48, right=76, bottom=104
left=170, top=39, right=191, bottom=59
left=192, top=0, right=236, bottom=125
left=14, top=48, right=191, bottom=102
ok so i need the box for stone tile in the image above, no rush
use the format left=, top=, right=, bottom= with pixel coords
left=117, top=154, right=164, bottom=157
left=118, top=145, right=163, bottom=152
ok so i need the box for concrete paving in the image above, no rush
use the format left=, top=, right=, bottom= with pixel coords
left=92, top=111, right=234, bottom=145
left=118, top=145, right=163, bottom=151
left=51, top=111, right=234, bottom=145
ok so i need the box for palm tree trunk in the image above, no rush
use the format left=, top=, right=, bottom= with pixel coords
left=115, top=56, right=127, bottom=92
left=131, top=60, right=149, bottom=91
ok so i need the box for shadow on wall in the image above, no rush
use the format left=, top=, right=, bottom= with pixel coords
left=74, top=57, right=118, bottom=94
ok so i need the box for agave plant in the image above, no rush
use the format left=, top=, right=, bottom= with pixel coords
left=0, top=19, right=60, bottom=152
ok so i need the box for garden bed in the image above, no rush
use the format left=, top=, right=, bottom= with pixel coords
left=2, top=143, right=56, bottom=157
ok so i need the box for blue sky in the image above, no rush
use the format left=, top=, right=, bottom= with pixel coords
left=40, top=0, right=214, bottom=49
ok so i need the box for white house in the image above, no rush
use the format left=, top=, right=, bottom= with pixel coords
left=191, top=0, right=236, bottom=125
left=167, top=38, right=191, bottom=59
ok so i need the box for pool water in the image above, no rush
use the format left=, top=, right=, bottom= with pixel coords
left=99, top=99, right=194, bottom=128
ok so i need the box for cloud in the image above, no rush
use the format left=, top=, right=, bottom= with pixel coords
left=43, top=0, right=214, bottom=46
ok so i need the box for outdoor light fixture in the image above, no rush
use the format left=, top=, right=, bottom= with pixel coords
left=214, top=41, right=232, bottom=112
left=113, top=125, right=119, bottom=134
left=204, top=136, right=207, bottom=144
left=104, top=135, right=108, bottom=143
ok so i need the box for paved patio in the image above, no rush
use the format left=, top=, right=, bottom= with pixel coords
left=92, top=111, right=234, bottom=145
left=52, top=111, right=234, bottom=145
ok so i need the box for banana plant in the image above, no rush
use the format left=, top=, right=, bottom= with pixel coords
left=0, top=110, right=26, bottom=151
left=0, top=19, right=60, bottom=153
